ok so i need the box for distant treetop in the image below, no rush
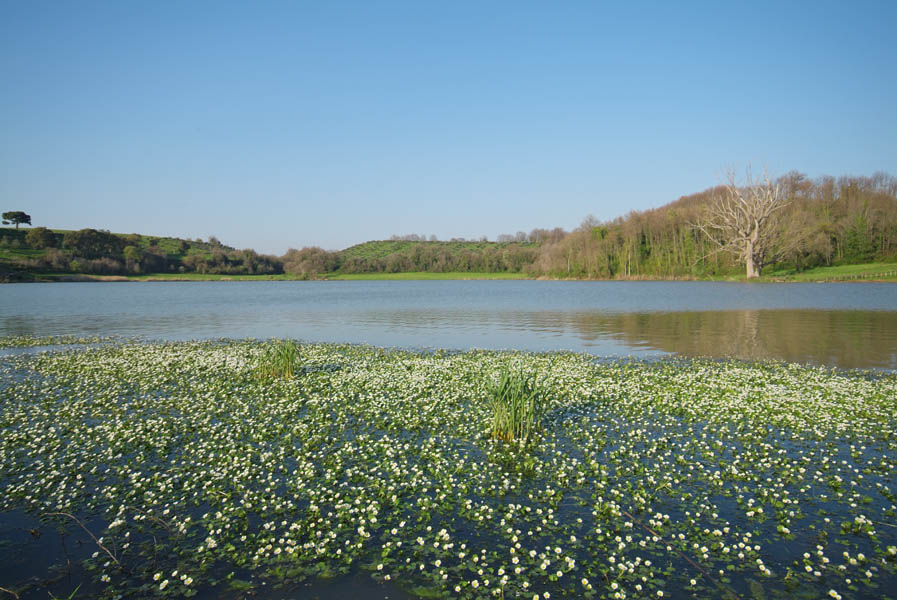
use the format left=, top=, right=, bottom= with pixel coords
left=2, top=211, right=31, bottom=228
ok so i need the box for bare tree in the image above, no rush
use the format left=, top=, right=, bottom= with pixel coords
left=695, top=169, right=790, bottom=279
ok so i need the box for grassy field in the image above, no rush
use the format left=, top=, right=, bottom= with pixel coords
left=765, top=262, right=897, bottom=282
left=0, top=246, right=43, bottom=262
left=326, top=271, right=530, bottom=280
left=1, top=338, right=895, bottom=599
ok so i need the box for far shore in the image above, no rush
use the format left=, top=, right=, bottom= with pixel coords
left=4, top=263, right=897, bottom=284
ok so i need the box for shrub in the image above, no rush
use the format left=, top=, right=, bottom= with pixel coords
left=25, top=226, right=57, bottom=249
left=62, top=229, right=124, bottom=259
left=42, top=248, right=71, bottom=271
left=81, top=257, right=124, bottom=274
left=487, top=367, right=546, bottom=443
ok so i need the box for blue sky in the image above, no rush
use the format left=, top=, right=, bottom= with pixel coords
left=2, top=1, right=896, bottom=253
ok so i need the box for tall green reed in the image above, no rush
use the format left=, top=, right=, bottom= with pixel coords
left=487, top=367, right=545, bottom=443
left=255, top=340, right=303, bottom=380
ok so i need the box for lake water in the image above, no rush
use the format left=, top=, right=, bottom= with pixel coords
left=2, top=280, right=896, bottom=369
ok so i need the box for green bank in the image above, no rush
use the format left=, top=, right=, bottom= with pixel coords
left=763, top=262, right=897, bottom=282
left=326, top=271, right=529, bottom=280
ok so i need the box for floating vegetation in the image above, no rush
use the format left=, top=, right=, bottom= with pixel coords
left=0, top=338, right=895, bottom=599
left=487, top=367, right=545, bottom=443
left=254, top=338, right=304, bottom=380
left=0, top=335, right=116, bottom=349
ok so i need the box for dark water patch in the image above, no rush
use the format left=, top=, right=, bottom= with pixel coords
left=0, top=510, right=109, bottom=600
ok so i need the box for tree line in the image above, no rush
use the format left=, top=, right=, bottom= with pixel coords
left=529, top=170, right=897, bottom=279
left=308, top=170, right=897, bottom=279
left=1, top=228, right=284, bottom=277
left=3, top=170, right=896, bottom=279
left=0, top=227, right=544, bottom=278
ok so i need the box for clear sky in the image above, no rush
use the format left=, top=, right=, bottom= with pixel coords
left=2, top=1, right=896, bottom=254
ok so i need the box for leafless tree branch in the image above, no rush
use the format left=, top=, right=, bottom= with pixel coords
left=694, top=168, right=790, bottom=278
left=46, top=512, right=120, bottom=567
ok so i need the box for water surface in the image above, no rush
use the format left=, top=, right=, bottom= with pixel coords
left=2, top=280, right=895, bottom=369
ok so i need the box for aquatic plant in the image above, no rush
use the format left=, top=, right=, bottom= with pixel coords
left=0, top=336, right=895, bottom=599
left=487, top=367, right=545, bottom=443
left=254, top=338, right=303, bottom=380
left=0, top=334, right=114, bottom=348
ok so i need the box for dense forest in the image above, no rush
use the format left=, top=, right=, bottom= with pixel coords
left=531, top=171, right=897, bottom=279
left=2, top=171, right=896, bottom=280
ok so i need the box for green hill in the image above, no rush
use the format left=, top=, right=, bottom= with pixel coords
left=0, top=227, right=231, bottom=260
left=0, top=227, right=281, bottom=281
left=340, top=239, right=537, bottom=261
left=3, top=168, right=896, bottom=282
left=336, top=239, right=539, bottom=275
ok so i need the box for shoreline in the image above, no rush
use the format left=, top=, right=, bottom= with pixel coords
left=3, top=258, right=897, bottom=284
left=4, top=272, right=896, bottom=284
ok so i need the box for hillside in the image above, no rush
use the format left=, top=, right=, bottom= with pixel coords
left=3, top=170, right=896, bottom=282
left=340, top=239, right=537, bottom=261
left=0, top=227, right=538, bottom=281
left=0, top=227, right=279, bottom=281
left=0, top=227, right=232, bottom=261
left=336, top=240, right=539, bottom=275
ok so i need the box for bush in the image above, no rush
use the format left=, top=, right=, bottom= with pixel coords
left=282, top=247, right=339, bottom=277
left=25, top=227, right=57, bottom=249
left=42, top=248, right=71, bottom=271
left=80, top=257, right=124, bottom=275
left=62, top=229, right=124, bottom=259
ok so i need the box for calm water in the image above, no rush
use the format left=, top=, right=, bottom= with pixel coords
left=2, top=280, right=896, bottom=369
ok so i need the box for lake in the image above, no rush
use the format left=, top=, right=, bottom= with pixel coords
left=2, top=280, right=896, bottom=369
left=3, top=282, right=897, bottom=600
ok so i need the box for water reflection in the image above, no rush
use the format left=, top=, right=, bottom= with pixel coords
left=2, top=281, right=896, bottom=369
left=569, top=309, right=897, bottom=370
left=350, top=308, right=897, bottom=369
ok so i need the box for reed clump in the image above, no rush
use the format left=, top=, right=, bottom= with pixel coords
left=255, top=339, right=304, bottom=380
left=487, top=367, right=545, bottom=443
